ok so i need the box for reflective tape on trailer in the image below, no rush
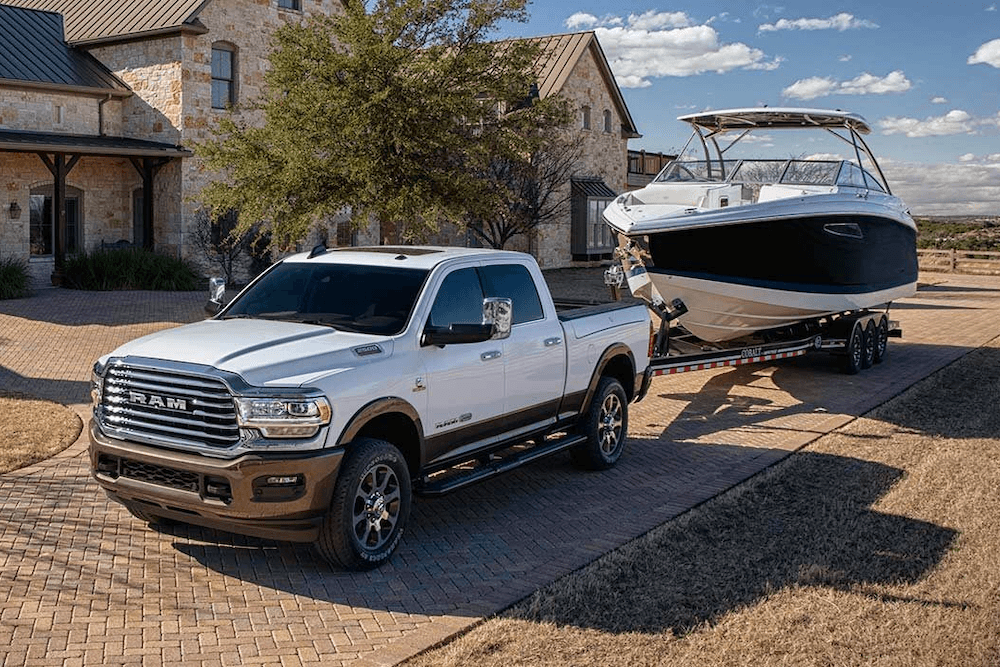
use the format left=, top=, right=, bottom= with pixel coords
left=650, top=348, right=809, bottom=377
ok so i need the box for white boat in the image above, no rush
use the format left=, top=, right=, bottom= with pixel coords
left=603, top=107, right=918, bottom=343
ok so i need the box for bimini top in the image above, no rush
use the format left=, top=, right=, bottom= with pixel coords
left=677, top=108, right=872, bottom=135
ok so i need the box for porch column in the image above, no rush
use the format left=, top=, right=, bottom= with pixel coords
left=129, top=157, right=170, bottom=251
left=37, top=152, right=81, bottom=284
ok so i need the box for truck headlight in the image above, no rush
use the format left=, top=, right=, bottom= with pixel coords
left=235, top=396, right=332, bottom=438
left=91, top=360, right=106, bottom=408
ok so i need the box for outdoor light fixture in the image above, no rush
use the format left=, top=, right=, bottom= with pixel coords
left=8, top=202, right=20, bottom=220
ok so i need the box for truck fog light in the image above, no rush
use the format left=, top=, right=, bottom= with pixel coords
left=253, top=474, right=305, bottom=502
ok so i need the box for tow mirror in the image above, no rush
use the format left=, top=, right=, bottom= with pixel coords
left=483, top=297, right=512, bottom=340
left=205, top=277, right=227, bottom=316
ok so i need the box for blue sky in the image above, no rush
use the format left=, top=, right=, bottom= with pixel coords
left=496, top=2, right=1000, bottom=215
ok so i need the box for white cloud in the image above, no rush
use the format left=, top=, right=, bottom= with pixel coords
left=566, top=12, right=599, bottom=29
left=782, top=70, right=911, bottom=100
left=758, top=12, right=878, bottom=32
left=987, top=4, right=997, bottom=11
left=878, top=109, right=1000, bottom=137
left=959, top=153, right=978, bottom=162
left=969, top=38, right=1000, bottom=67
left=931, top=96, right=948, bottom=104
left=564, top=11, right=776, bottom=87
left=839, top=54, right=852, bottom=62
left=882, top=160, right=1000, bottom=215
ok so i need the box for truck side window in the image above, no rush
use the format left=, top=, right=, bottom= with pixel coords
left=428, top=267, right=485, bottom=327
left=478, top=264, right=544, bottom=325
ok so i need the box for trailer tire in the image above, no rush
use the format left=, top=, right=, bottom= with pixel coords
left=861, top=319, right=877, bottom=369
left=873, top=315, right=889, bottom=364
left=316, top=438, right=411, bottom=571
left=842, top=321, right=865, bottom=375
left=571, top=377, right=629, bottom=470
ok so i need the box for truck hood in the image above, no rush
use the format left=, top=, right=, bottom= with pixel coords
left=105, top=319, right=394, bottom=387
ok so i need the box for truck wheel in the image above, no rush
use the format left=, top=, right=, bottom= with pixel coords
left=842, top=321, right=864, bottom=375
left=861, top=319, right=877, bottom=369
left=571, top=377, right=629, bottom=470
left=316, top=438, right=411, bottom=570
left=873, top=315, right=889, bottom=364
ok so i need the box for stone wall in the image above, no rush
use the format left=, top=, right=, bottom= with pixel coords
left=0, top=88, right=124, bottom=136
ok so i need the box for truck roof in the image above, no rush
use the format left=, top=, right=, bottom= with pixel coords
left=281, top=245, right=532, bottom=271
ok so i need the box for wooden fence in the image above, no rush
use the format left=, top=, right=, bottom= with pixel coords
left=917, top=248, right=1000, bottom=275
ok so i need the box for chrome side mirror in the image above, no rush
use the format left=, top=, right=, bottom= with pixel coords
left=205, top=277, right=227, bottom=316
left=483, top=297, right=512, bottom=340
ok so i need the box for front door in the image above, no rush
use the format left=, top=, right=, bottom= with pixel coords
left=420, top=266, right=506, bottom=464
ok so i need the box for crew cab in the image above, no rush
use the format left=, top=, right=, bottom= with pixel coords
left=89, top=246, right=651, bottom=569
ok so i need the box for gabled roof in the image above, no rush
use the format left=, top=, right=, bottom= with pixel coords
left=3, top=0, right=210, bottom=45
left=0, top=4, right=130, bottom=95
left=524, top=31, right=640, bottom=139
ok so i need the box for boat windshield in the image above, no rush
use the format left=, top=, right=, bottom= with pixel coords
left=654, top=158, right=885, bottom=192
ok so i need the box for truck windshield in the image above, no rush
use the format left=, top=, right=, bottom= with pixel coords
left=222, top=262, right=429, bottom=335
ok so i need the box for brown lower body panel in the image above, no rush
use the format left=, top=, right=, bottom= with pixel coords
left=88, top=420, right=344, bottom=543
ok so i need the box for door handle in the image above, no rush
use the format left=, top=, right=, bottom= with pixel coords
left=544, top=337, right=563, bottom=347
left=481, top=350, right=502, bottom=361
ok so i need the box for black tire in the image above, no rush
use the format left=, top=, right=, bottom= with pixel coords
left=873, top=315, right=889, bottom=364
left=842, top=321, right=864, bottom=375
left=571, top=377, right=629, bottom=470
left=861, top=319, right=877, bottom=369
left=316, top=438, right=411, bottom=570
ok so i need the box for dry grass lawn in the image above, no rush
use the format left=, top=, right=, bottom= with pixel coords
left=406, top=339, right=1000, bottom=667
left=0, top=393, right=82, bottom=473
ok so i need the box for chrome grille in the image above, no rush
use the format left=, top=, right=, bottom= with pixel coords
left=99, top=364, right=240, bottom=448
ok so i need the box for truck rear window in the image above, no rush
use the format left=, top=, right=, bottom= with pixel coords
left=222, top=263, right=429, bottom=335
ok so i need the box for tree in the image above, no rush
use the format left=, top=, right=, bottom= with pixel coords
left=190, top=209, right=271, bottom=285
left=466, top=95, right=581, bottom=249
left=197, top=0, right=541, bottom=249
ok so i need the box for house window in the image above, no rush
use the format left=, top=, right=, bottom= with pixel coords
left=212, top=42, right=237, bottom=109
left=603, top=109, right=612, bottom=133
left=582, top=105, right=591, bottom=130
left=277, top=0, right=301, bottom=9
left=29, top=186, right=82, bottom=256
left=570, top=179, right=616, bottom=260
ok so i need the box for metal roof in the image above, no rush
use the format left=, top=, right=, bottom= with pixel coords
left=3, top=0, right=210, bottom=45
left=571, top=178, right=616, bottom=198
left=0, top=128, right=192, bottom=157
left=678, top=108, right=872, bottom=135
left=0, top=4, right=129, bottom=94
left=501, top=31, right=640, bottom=139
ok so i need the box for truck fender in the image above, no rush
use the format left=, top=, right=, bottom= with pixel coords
left=335, top=397, right=425, bottom=471
left=570, top=343, right=637, bottom=416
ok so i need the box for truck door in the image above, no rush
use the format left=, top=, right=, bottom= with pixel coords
left=419, top=266, right=507, bottom=464
left=479, top=264, right=567, bottom=425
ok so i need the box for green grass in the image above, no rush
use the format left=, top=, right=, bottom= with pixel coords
left=0, top=256, right=30, bottom=300
left=61, top=248, right=201, bottom=291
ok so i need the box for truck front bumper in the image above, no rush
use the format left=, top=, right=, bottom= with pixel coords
left=88, top=420, right=344, bottom=543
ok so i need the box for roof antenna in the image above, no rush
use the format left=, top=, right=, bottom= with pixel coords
left=308, top=243, right=328, bottom=258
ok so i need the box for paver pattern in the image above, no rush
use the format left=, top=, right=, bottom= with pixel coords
left=2, top=272, right=1000, bottom=666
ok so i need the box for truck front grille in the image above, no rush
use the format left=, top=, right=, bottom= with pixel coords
left=99, top=364, right=240, bottom=449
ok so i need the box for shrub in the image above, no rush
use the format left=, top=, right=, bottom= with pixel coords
left=0, top=256, right=30, bottom=300
left=61, top=248, right=201, bottom=291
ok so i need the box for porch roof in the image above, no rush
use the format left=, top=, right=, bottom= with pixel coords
left=0, top=129, right=192, bottom=158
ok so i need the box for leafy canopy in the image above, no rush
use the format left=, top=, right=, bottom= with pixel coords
left=197, top=0, right=541, bottom=248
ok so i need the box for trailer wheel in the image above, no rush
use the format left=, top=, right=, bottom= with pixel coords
left=316, top=438, right=411, bottom=570
left=571, top=377, right=629, bottom=470
left=873, top=315, right=889, bottom=364
left=842, top=321, right=865, bottom=375
left=861, top=319, right=877, bottom=369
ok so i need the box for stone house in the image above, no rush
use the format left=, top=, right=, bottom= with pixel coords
left=1, top=1, right=638, bottom=287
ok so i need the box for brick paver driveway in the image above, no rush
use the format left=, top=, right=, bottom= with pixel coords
left=2, top=272, right=1000, bottom=666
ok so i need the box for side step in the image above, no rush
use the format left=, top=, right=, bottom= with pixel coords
left=415, top=433, right=587, bottom=497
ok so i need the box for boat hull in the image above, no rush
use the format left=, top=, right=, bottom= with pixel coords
left=630, top=212, right=918, bottom=342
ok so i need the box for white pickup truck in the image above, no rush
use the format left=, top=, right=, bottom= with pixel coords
left=89, top=246, right=652, bottom=569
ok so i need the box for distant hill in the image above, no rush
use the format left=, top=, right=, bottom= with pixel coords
left=914, top=216, right=1000, bottom=251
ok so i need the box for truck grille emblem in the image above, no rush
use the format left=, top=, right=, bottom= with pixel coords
left=128, top=390, right=190, bottom=412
